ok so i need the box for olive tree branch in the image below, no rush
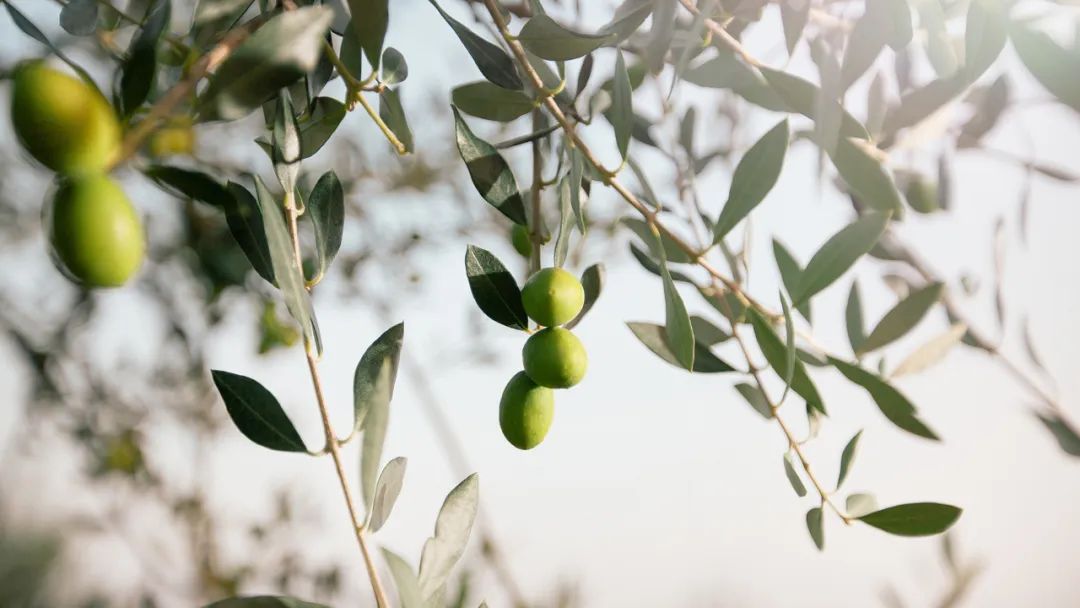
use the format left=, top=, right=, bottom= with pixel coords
left=528, top=109, right=545, bottom=275
left=282, top=191, right=392, bottom=608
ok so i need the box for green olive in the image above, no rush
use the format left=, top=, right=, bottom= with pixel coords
left=48, top=174, right=145, bottom=287
left=905, top=176, right=939, bottom=214
left=521, top=267, right=585, bottom=327
left=10, top=61, right=121, bottom=176
left=511, top=223, right=533, bottom=257
left=149, top=122, right=195, bottom=158
left=522, top=327, right=587, bottom=389
left=499, top=371, right=555, bottom=450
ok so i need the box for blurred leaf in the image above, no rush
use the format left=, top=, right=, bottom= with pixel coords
left=211, top=370, right=307, bottom=452
left=200, top=7, right=333, bottom=121
left=464, top=245, right=528, bottom=330
left=629, top=243, right=695, bottom=284
left=806, top=507, right=825, bottom=550
left=381, top=549, right=424, bottom=608
left=145, top=165, right=232, bottom=208
left=204, top=596, right=330, bottom=608
left=553, top=177, right=574, bottom=268
left=600, top=0, right=653, bottom=44
left=837, top=430, right=862, bottom=488
left=60, top=0, right=98, bottom=36
left=840, top=4, right=887, bottom=90
left=793, top=213, right=891, bottom=305
left=224, top=181, right=275, bottom=284
left=829, top=357, right=939, bottom=440
left=690, top=315, right=730, bottom=346
left=569, top=149, right=588, bottom=233
left=453, top=108, right=527, bottom=224
left=566, top=263, right=605, bottom=330
left=380, top=88, right=414, bottom=153
left=759, top=67, right=869, bottom=139
left=4, top=1, right=95, bottom=83
left=846, top=492, right=878, bottom=517
left=779, top=292, right=797, bottom=403
left=747, top=308, right=825, bottom=414
left=845, top=281, right=866, bottom=353
left=369, top=457, right=407, bottom=532
left=859, top=283, right=944, bottom=354
left=858, top=503, right=962, bottom=536
left=611, top=50, right=633, bottom=160
left=452, top=81, right=535, bottom=122
left=830, top=137, right=904, bottom=213
left=272, top=92, right=302, bottom=193
left=120, top=0, right=170, bottom=117
left=1010, top=22, right=1080, bottom=113
left=345, top=0, right=388, bottom=70
left=918, top=0, right=958, bottom=78
left=735, top=382, right=773, bottom=418
left=780, top=0, right=809, bottom=55
left=1036, top=413, right=1080, bottom=457
left=891, top=323, right=967, bottom=377
left=963, top=0, right=1006, bottom=79
left=783, top=453, right=807, bottom=497
left=518, top=14, right=613, bottom=61
left=306, top=171, right=344, bottom=284
left=254, top=177, right=320, bottom=353
left=623, top=218, right=693, bottom=264
left=713, top=119, right=789, bottom=241
left=427, top=0, right=522, bottom=90
left=626, top=322, right=735, bottom=373
left=1020, top=317, right=1046, bottom=373
left=418, top=474, right=480, bottom=601
left=773, top=240, right=811, bottom=322
left=656, top=229, right=696, bottom=371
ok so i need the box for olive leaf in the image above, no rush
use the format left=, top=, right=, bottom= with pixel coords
left=773, top=240, right=811, bottom=322
left=203, top=596, right=330, bottom=608
left=713, top=119, right=790, bottom=242
left=453, top=108, right=528, bottom=225
left=452, top=81, right=535, bottom=122
left=305, top=171, right=344, bottom=285
left=783, top=453, right=807, bottom=497
left=224, top=181, right=275, bottom=284
left=379, top=88, right=414, bottom=153
left=211, top=370, right=307, bottom=453
left=857, top=502, right=962, bottom=537
left=829, top=357, right=939, bottom=440
left=345, top=0, right=389, bottom=70
left=566, top=263, right=605, bottom=330
left=60, top=0, right=98, bottom=36
left=858, top=282, right=944, bottom=354
left=792, top=213, right=891, bottom=305
left=806, top=507, right=825, bottom=550
left=354, top=323, right=404, bottom=506
left=518, top=14, right=614, bottom=61
left=626, top=322, right=735, bottom=373
left=747, top=308, right=825, bottom=414
left=610, top=50, right=634, bottom=160
left=418, top=474, right=480, bottom=602
left=119, top=0, right=170, bottom=116
left=427, top=0, right=522, bottom=90
left=464, top=245, right=528, bottom=330
left=381, top=549, right=424, bottom=608
left=368, top=456, right=407, bottom=532
left=837, top=430, right=862, bottom=488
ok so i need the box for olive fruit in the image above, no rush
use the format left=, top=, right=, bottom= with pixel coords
left=10, top=62, right=121, bottom=175
left=522, top=327, right=587, bottom=388
left=904, top=176, right=939, bottom=214
left=48, top=174, right=145, bottom=287
left=149, top=122, right=195, bottom=158
left=511, top=223, right=532, bottom=257
left=499, top=371, right=555, bottom=450
left=521, top=267, right=585, bottom=327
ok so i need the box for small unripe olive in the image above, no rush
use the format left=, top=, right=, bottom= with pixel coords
left=499, top=371, right=554, bottom=450
left=511, top=223, right=532, bottom=257
left=521, top=267, right=585, bottom=327
left=149, top=122, right=196, bottom=158
left=522, top=327, right=587, bottom=389
left=905, top=176, right=939, bottom=214
left=48, top=174, right=145, bottom=287
left=10, top=61, right=120, bottom=175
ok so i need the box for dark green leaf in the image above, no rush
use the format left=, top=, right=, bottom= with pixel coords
left=610, top=50, right=633, bottom=160
left=418, top=474, right=480, bottom=601
left=353, top=322, right=404, bottom=440
left=427, top=0, right=522, bottom=90
left=779, top=292, right=797, bottom=402
left=224, top=181, right=275, bottom=284
left=845, top=281, right=866, bottom=353
left=747, top=308, right=825, bottom=414
left=299, top=96, right=347, bottom=157
left=204, top=596, right=330, bottom=608
left=657, top=231, right=695, bottom=371
left=566, top=264, right=604, bottom=330
left=1036, top=413, right=1080, bottom=457
left=783, top=453, right=807, bottom=497
left=380, top=88, right=414, bottom=153
left=464, top=245, right=528, bottom=330
left=793, top=213, right=891, bottom=305
left=859, top=283, right=944, bottom=354
left=518, top=14, right=613, bottom=61
left=829, top=357, right=939, bottom=440
left=858, top=502, right=962, bottom=536
left=806, top=507, right=825, bottom=550
left=714, top=119, right=789, bottom=241
left=381, top=47, right=408, bottom=85
left=120, top=0, right=170, bottom=117
left=1009, top=21, right=1080, bottom=113
left=626, top=323, right=735, bottom=373
left=200, top=7, right=334, bottom=121
left=60, top=0, right=98, bottom=36
left=211, top=370, right=306, bottom=452
left=145, top=165, right=232, bottom=208
left=345, top=0, right=389, bottom=70
left=452, top=81, right=535, bottom=122
left=734, top=383, right=773, bottom=419
left=837, top=430, right=862, bottom=488
left=452, top=108, right=527, bottom=225
left=306, top=171, right=344, bottom=284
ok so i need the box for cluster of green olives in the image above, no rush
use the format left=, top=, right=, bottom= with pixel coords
left=10, top=62, right=144, bottom=287
left=499, top=267, right=588, bottom=450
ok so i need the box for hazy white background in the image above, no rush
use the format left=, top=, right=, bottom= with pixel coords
left=1, top=1, right=1079, bottom=607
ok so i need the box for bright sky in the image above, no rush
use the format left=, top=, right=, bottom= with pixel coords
left=1, top=2, right=1079, bottom=607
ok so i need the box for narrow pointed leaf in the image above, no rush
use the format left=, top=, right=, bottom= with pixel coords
left=845, top=281, right=866, bottom=353
left=626, top=322, right=734, bottom=373
left=566, top=264, right=605, bottom=330
left=759, top=67, right=869, bottom=139
left=418, top=474, right=480, bottom=601
left=453, top=108, right=527, bottom=225
left=518, top=14, right=613, bottom=61
left=306, top=171, right=345, bottom=284
left=846, top=492, right=878, bottom=517
left=829, top=357, right=939, bottom=440
left=829, top=137, right=904, bottom=213
left=464, top=245, right=528, bottom=330
left=428, top=0, right=522, bottom=90
left=345, top=0, right=389, bottom=69
left=793, top=212, right=891, bottom=305
left=211, top=370, right=306, bottom=452
left=610, top=50, right=633, bottom=160
left=379, top=88, right=414, bottom=153
left=553, top=177, right=574, bottom=268
left=224, top=182, right=275, bottom=284
left=369, top=456, right=407, bottom=532
left=859, top=283, right=944, bottom=354
left=837, top=430, right=863, bottom=488
left=120, top=0, right=170, bottom=116
left=735, top=383, right=773, bottom=419
left=713, top=119, right=789, bottom=241
left=858, top=502, right=962, bottom=537
left=1036, top=413, right=1080, bottom=457
left=452, top=81, right=535, bottom=122
left=353, top=322, right=404, bottom=442
left=783, top=453, right=807, bottom=497
left=747, top=308, right=825, bottom=414
left=773, top=240, right=810, bottom=322
left=891, top=324, right=967, bottom=377
left=382, top=549, right=424, bottom=608
left=656, top=232, right=695, bottom=371
left=806, top=507, right=825, bottom=550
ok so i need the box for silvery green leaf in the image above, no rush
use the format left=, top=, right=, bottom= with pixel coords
left=368, top=457, right=407, bottom=532
left=418, top=474, right=480, bottom=601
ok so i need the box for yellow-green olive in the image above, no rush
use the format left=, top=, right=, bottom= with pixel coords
left=499, top=371, right=555, bottom=450
left=521, top=267, right=585, bottom=327
left=10, top=61, right=120, bottom=175
left=48, top=174, right=145, bottom=287
left=511, top=223, right=533, bottom=257
left=522, top=327, right=587, bottom=389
